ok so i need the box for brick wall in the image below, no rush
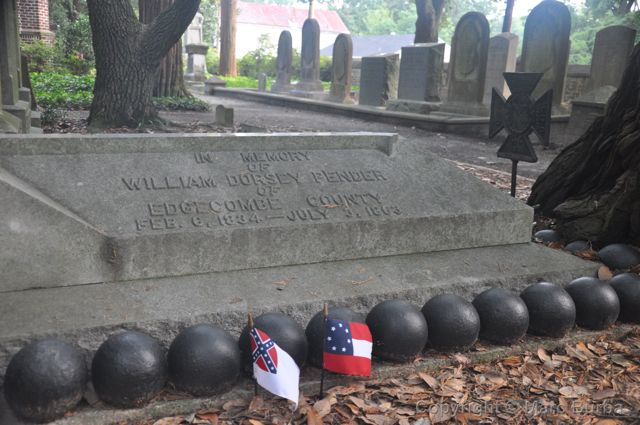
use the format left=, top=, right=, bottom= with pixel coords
left=16, top=0, right=53, bottom=43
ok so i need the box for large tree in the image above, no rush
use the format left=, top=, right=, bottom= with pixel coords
left=86, top=0, right=200, bottom=128
left=218, top=0, right=237, bottom=76
left=139, top=0, right=190, bottom=97
left=414, top=0, right=445, bottom=43
left=527, top=44, right=640, bottom=247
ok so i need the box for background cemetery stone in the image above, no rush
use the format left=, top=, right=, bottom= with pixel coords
left=563, top=85, right=616, bottom=145
left=483, top=33, right=518, bottom=105
left=215, top=105, right=234, bottom=126
left=184, top=44, right=209, bottom=82
left=258, top=73, right=267, bottom=92
left=328, top=33, right=353, bottom=103
left=397, top=43, right=445, bottom=102
left=519, top=0, right=571, bottom=112
left=294, top=19, right=324, bottom=94
left=271, top=31, right=294, bottom=93
left=184, top=11, right=204, bottom=46
left=0, top=0, right=32, bottom=133
left=585, top=25, right=637, bottom=92
left=442, top=12, right=490, bottom=116
left=358, top=53, right=399, bottom=107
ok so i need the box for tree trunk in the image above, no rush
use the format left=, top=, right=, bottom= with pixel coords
left=87, top=0, right=199, bottom=128
left=414, top=0, right=444, bottom=43
left=527, top=43, right=640, bottom=247
left=219, top=0, right=237, bottom=76
left=139, top=0, right=190, bottom=98
left=502, top=0, right=514, bottom=32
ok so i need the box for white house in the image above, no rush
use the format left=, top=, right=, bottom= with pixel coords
left=235, top=1, right=349, bottom=57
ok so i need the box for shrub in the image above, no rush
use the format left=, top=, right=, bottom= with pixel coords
left=31, top=72, right=94, bottom=109
left=21, top=41, right=58, bottom=73
left=319, top=55, right=332, bottom=82
left=153, top=96, right=209, bottom=111
left=206, top=48, right=220, bottom=75
left=56, top=15, right=95, bottom=74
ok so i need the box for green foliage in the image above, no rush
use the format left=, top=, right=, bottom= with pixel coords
left=220, top=75, right=261, bottom=88
left=56, top=14, right=95, bottom=74
left=20, top=41, right=58, bottom=72
left=238, top=34, right=278, bottom=78
left=206, top=48, right=220, bottom=75
left=31, top=72, right=94, bottom=109
left=319, top=55, right=332, bottom=81
left=199, top=0, right=219, bottom=47
left=152, top=96, right=210, bottom=111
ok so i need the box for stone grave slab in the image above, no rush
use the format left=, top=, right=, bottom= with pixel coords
left=396, top=43, right=444, bottom=102
left=586, top=25, right=637, bottom=92
left=359, top=53, right=399, bottom=107
left=0, top=133, right=532, bottom=293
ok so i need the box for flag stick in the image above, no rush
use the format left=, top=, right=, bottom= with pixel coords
left=319, top=303, right=329, bottom=398
left=248, top=312, right=259, bottom=397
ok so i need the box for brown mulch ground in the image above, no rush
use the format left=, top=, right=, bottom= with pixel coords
left=129, top=329, right=640, bottom=425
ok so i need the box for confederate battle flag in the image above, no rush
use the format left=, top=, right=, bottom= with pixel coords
left=323, top=318, right=372, bottom=377
left=250, top=327, right=300, bottom=406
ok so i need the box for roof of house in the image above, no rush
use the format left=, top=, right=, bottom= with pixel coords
left=237, top=1, right=349, bottom=33
left=320, top=34, right=451, bottom=61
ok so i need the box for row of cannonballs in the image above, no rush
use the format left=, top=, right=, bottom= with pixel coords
left=5, top=273, right=640, bottom=424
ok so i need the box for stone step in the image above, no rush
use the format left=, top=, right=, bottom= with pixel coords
left=0, top=243, right=596, bottom=382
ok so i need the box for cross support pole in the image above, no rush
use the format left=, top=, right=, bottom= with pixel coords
left=319, top=303, right=329, bottom=398
left=510, top=160, right=519, bottom=197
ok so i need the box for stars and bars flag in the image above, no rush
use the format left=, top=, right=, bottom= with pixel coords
left=250, top=327, right=300, bottom=407
left=323, top=318, right=372, bottom=377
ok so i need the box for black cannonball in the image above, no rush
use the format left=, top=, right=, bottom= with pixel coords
left=168, top=324, right=241, bottom=396
left=534, top=229, right=562, bottom=244
left=520, top=282, right=576, bottom=337
left=421, top=294, right=479, bottom=352
left=4, top=339, right=86, bottom=423
left=92, top=331, right=167, bottom=408
left=565, top=277, right=620, bottom=330
left=366, top=300, right=428, bottom=362
left=565, top=240, right=591, bottom=254
left=598, top=244, right=640, bottom=270
left=239, top=313, right=308, bottom=373
left=609, top=273, right=640, bottom=323
left=473, top=288, right=529, bottom=345
left=305, top=307, right=365, bottom=368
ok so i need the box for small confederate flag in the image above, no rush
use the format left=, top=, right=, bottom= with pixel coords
left=250, top=328, right=300, bottom=407
left=323, top=318, right=372, bottom=377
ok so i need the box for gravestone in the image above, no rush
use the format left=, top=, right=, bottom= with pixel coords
left=564, top=85, right=616, bottom=145
left=0, top=0, right=31, bottom=133
left=185, top=44, right=209, bottom=82
left=519, top=0, right=571, bottom=113
left=185, top=12, right=204, bottom=46
left=328, top=34, right=353, bottom=103
left=483, top=33, right=518, bottom=105
left=215, top=105, right=234, bottom=127
left=387, top=43, right=444, bottom=113
left=441, top=12, right=490, bottom=116
left=293, top=19, right=324, bottom=95
left=257, top=73, right=267, bottom=92
left=586, top=25, right=637, bottom=92
left=359, top=53, right=399, bottom=107
left=271, top=31, right=294, bottom=93
left=0, top=132, right=596, bottom=384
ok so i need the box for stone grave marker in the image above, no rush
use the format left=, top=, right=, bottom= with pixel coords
left=0, top=132, right=597, bottom=381
left=185, top=44, right=209, bottom=82
left=185, top=12, right=204, bottom=46
left=0, top=132, right=533, bottom=293
left=586, top=25, right=637, bottom=91
left=441, top=12, right=490, bottom=116
left=215, top=105, right=234, bottom=127
left=258, top=73, right=267, bottom=92
left=397, top=43, right=444, bottom=102
left=358, top=53, right=399, bottom=107
left=293, top=19, right=324, bottom=94
left=328, top=34, right=353, bottom=103
left=386, top=43, right=444, bottom=113
left=483, top=33, right=518, bottom=105
left=271, top=31, right=294, bottom=93
left=0, top=0, right=31, bottom=133
left=519, top=0, right=571, bottom=113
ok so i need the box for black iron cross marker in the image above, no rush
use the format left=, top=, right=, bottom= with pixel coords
left=489, top=72, right=553, bottom=197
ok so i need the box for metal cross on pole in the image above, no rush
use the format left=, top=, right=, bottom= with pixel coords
left=489, top=72, right=553, bottom=197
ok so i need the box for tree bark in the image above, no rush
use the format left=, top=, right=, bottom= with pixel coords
left=502, top=0, right=514, bottom=32
left=139, top=0, right=190, bottom=98
left=87, top=0, right=199, bottom=128
left=414, top=0, right=445, bottom=43
left=527, top=43, right=640, bottom=247
left=219, top=0, right=237, bottom=76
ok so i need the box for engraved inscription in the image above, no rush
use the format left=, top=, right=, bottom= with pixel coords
left=122, top=176, right=217, bottom=190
